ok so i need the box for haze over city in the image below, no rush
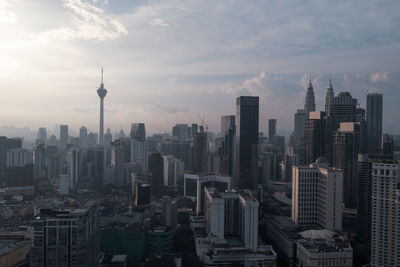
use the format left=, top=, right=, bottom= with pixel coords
left=1, top=0, right=400, bottom=136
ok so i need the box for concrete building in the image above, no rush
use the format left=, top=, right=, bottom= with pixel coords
left=370, top=160, right=400, bottom=267
left=79, top=126, right=88, bottom=148
left=292, top=159, right=343, bottom=231
left=131, top=140, right=149, bottom=175
left=163, top=155, right=184, bottom=187
left=183, top=174, right=232, bottom=215
left=30, top=201, right=99, bottom=267
left=0, top=240, right=30, bottom=267
left=296, top=230, right=352, bottom=267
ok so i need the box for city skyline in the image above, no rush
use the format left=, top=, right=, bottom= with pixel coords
left=0, top=1, right=399, bottom=135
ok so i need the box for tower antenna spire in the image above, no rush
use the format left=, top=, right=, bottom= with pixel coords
left=101, top=67, right=103, bottom=84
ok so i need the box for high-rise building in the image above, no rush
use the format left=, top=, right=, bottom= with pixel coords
left=59, top=124, right=68, bottom=149
left=367, top=93, right=383, bottom=153
left=268, top=119, right=277, bottom=142
left=33, top=144, right=47, bottom=179
left=191, top=132, right=207, bottom=173
left=79, top=126, right=88, bottom=148
left=172, top=124, right=190, bottom=142
left=110, top=140, right=126, bottom=186
left=333, top=122, right=360, bottom=209
left=294, top=109, right=307, bottom=146
left=325, top=77, right=334, bottom=114
left=148, top=152, right=164, bottom=199
left=163, top=155, right=184, bottom=187
left=234, top=96, right=259, bottom=189
left=204, top=187, right=259, bottom=250
left=0, top=137, right=22, bottom=182
left=328, top=92, right=358, bottom=131
left=304, top=78, right=316, bottom=114
left=370, top=160, right=400, bottom=267
left=67, top=147, right=79, bottom=189
left=292, top=158, right=343, bottom=231
left=104, top=128, right=112, bottom=147
left=304, top=111, right=330, bottom=164
left=30, top=201, right=99, bottom=267
left=221, top=115, right=235, bottom=137
left=191, top=123, right=198, bottom=137
left=97, top=68, right=107, bottom=146
left=130, top=123, right=146, bottom=141
left=37, top=127, right=47, bottom=144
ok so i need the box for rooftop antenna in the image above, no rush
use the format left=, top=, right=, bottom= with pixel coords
left=101, top=67, right=104, bottom=84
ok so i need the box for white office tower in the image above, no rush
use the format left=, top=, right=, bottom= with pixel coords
left=292, top=158, right=343, bottom=231
left=195, top=187, right=276, bottom=266
left=163, top=155, right=184, bottom=187
left=131, top=140, right=149, bottom=174
left=67, top=148, right=79, bottom=189
left=370, top=161, right=400, bottom=267
left=204, top=188, right=258, bottom=250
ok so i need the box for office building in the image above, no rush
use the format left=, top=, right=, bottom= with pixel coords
left=0, top=137, right=22, bottom=182
left=37, top=127, right=47, bottom=144
left=161, top=141, right=191, bottom=169
left=135, top=183, right=151, bottom=206
left=111, top=140, right=126, bottom=186
left=234, top=96, right=259, bottom=189
left=97, top=68, right=108, bottom=145
left=30, top=201, right=99, bottom=267
left=191, top=123, right=199, bottom=137
left=172, top=124, right=190, bottom=142
left=304, top=78, right=316, bottom=114
left=325, top=77, right=334, bottom=114
left=79, top=126, right=88, bottom=148
left=67, top=147, right=79, bottom=189
left=303, top=111, right=329, bottom=164
left=183, top=174, right=232, bottom=214
left=328, top=92, right=358, bottom=131
left=294, top=109, right=307, bottom=146
left=268, top=119, right=277, bottom=142
left=296, top=230, right=353, bottom=267
left=6, top=148, right=32, bottom=167
left=148, top=152, right=164, bottom=199
left=33, top=144, right=47, bottom=179
left=130, top=123, right=146, bottom=141
left=60, top=124, right=68, bottom=149
left=370, top=160, right=400, bottom=267
left=333, top=122, right=360, bottom=209
left=292, top=158, right=343, bottom=231
left=367, top=93, right=383, bottom=153
left=86, top=146, right=105, bottom=186
left=163, top=155, right=184, bottom=187
left=221, top=115, right=235, bottom=137
left=192, top=132, right=207, bottom=173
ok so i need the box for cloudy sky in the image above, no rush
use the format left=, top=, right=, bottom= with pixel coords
left=0, top=0, right=399, bottom=137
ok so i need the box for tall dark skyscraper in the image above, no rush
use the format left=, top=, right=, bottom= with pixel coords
left=268, top=119, right=277, bottom=142
left=148, top=152, right=164, bottom=199
left=130, top=123, right=146, bottom=141
left=60, top=124, right=68, bottom=149
left=234, top=96, right=259, bottom=189
left=192, top=132, right=207, bottom=173
left=79, top=126, right=88, bottom=148
left=367, top=93, right=383, bottom=153
left=304, top=78, right=316, bottom=114
left=304, top=111, right=330, bottom=164
left=97, top=68, right=107, bottom=146
left=333, top=122, right=360, bottom=209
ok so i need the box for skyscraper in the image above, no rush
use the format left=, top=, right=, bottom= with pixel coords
left=79, top=126, right=88, bottom=148
left=325, top=76, right=334, bottom=114
left=97, top=68, right=107, bottom=146
left=37, top=127, right=47, bottom=144
left=333, top=122, right=360, bottom=209
left=367, top=93, right=383, bottom=153
left=130, top=123, right=146, bottom=141
left=294, top=109, right=307, bottom=146
left=192, top=132, right=207, bottom=173
left=304, top=111, right=329, bottom=164
left=234, top=96, right=259, bottom=189
left=59, top=124, right=68, bottom=149
left=221, top=115, right=235, bottom=137
left=148, top=152, right=164, bottom=199
left=304, top=78, right=316, bottom=114
left=268, top=119, right=277, bottom=143
left=370, top=160, right=400, bottom=267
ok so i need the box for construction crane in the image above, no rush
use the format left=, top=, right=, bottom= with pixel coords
left=358, top=89, right=371, bottom=107
left=197, top=113, right=209, bottom=133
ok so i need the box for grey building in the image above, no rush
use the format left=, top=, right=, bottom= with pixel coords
left=221, top=115, right=235, bottom=137
left=130, top=123, right=146, bottom=141
left=304, top=79, right=316, bottom=114
left=268, top=119, right=277, bottom=143
left=30, top=201, right=99, bottom=267
left=60, top=124, right=69, bottom=149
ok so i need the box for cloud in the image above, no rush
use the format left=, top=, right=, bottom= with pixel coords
left=226, top=72, right=271, bottom=98
left=149, top=18, right=169, bottom=27
left=0, top=1, right=17, bottom=23
left=73, top=107, right=95, bottom=113
left=0, top=0, right=127, bottom=48
left=369, top=72, right=389, bottom=83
